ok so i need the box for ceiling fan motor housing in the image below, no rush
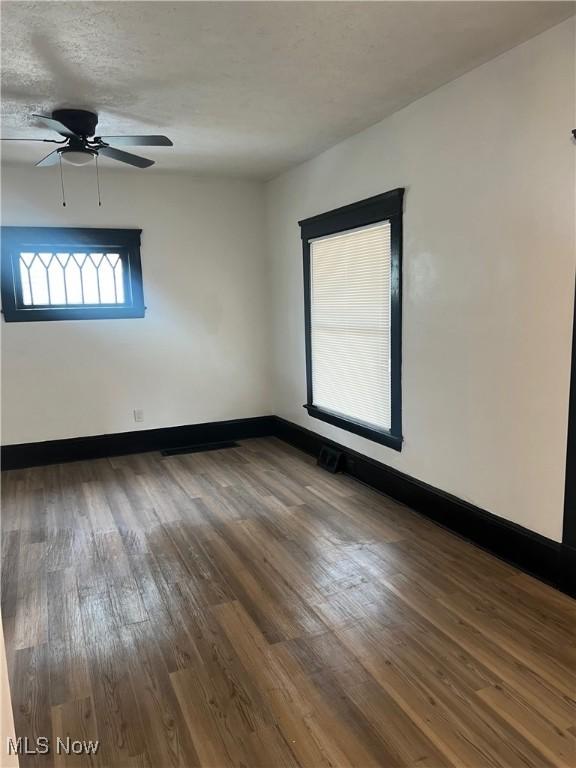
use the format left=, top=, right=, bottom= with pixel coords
left=52, top=109, right=98, bottom=137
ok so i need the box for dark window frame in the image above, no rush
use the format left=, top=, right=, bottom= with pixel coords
left=1, top=226, right=145, bottom=322
left=299, top=188, right=404, bottom=451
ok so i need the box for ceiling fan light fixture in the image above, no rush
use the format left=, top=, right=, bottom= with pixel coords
left=60, top=148, right=96, bottom=166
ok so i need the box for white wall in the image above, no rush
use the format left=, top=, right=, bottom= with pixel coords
left=266, top=19, right=576, bottom=542
left=1, top=168, right=271, bottom=444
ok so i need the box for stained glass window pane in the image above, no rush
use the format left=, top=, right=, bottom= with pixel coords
left=80, top=258, right=99, bottom=303
left=64, top=261, right=82, bottom=304
left=29, top=256, right=49, bottom=305
left=20, top=260, right=32, bottom=305
left=47, top=258, right=66, bottom=304
left=17, top=250, right=128, bottom=307
left=98, top=259, right=116, bottom=303
left=113, top=258, right=124, bottom=304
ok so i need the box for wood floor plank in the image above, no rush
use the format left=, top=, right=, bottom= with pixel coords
left=51, top=696, right=103, bottom=768
left=1, top=529, right=20, bottom=618
left=47, top=569, right=91, bottom=707
left=14, top=569, right=48, bottom=651
left=381, top=571, right=576, bottom=729
left=11, top=643, right=53, bottom=768
left=2, top=437, right=575, bottom=767
left=170, top=602, right=298, bottom=768
left=119, top=621, right=201, bottom=768
left=78, top=587, right=146, bottom=765
left=477, top=683, right=576, bottom=767
left=346, top=678, right=454, bottom=768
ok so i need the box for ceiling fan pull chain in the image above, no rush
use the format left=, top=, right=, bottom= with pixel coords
left=95, top=156, right=102, bottom=207
left=59, top=154, right=66, bottom=207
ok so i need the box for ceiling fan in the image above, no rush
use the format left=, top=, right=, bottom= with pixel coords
left=1, top=109, right=173, bottom=168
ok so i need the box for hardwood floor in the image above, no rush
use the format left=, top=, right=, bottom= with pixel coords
left=1, top=437, right=575, bottom=767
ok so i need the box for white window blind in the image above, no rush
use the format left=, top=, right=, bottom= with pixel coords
left=310, top=220, right=392, bottom=431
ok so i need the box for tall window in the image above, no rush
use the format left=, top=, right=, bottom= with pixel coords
left=1, top=227, right=145, bottom=321
left=299, top=189, right=403, bottom=450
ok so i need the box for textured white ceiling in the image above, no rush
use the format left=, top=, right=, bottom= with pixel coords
left=1, top=1, right=574, bottom=178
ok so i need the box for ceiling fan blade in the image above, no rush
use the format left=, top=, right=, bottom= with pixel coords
left=97, top=135, right=173, bottom=147
left=35, top=149, right=61, bottom=167
left=98, top=146, right=154, bottom=168
left=1, top=137, right=62, bottom=142
left=32, top=114, right=79, bottom=139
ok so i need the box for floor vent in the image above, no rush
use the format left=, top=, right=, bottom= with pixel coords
left=161, top=441, right=239, bottom=457
left=318, top=445, right=344, bottom=473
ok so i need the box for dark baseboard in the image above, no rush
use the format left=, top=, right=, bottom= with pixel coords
left=1, top=416, right=276, bottom=470
left=273, top=417, right=573, bottom=597
left=2, top=413, right=573, bottom=597
left=560, top=544, right=576, bottom=596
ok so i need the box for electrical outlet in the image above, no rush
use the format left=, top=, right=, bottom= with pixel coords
left=133, top=409, right=144, bottom=423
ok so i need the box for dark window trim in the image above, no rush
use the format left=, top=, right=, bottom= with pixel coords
left=1, top=226, right=145, bottom=322
left=299, top=188, right=404, bottom=451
